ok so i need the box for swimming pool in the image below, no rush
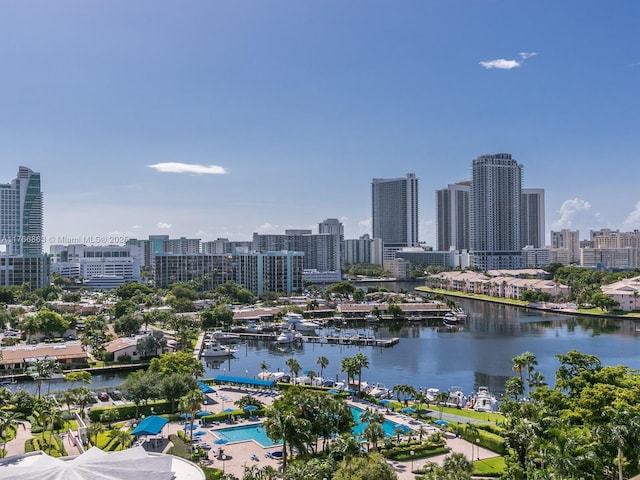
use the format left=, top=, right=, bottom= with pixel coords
left=212, top=425, right=282, bottom=448
left=350, top=406, right=408, bottom=438
left=212, top=407, right=408, bottom=447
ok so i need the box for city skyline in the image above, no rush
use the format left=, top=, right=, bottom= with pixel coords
left=1, top=2, right=639, bottom=246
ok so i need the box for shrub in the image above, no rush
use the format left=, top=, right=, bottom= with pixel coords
left=88, top=401, right=172, bottom=422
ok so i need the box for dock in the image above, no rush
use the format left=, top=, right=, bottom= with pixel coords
left=228, top=332, right=400, bottom=348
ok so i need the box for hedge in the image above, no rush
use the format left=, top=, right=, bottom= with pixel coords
left=88, top=400, right=172, bottom=422
left=458, top=423, right=506, bottom=455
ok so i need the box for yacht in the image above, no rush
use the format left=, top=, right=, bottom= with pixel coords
left=369, top=383, right=392, bottom=399
left=445, top=386, right=466, bottom=408
left=443, top=313, right=459, bottom=327
left=365, top=313, right=379, bottom=323
left=425, top=387, right=440, bottom=403
left=245, top=322, right=263, bottom=334
left=276, top=329, right=303, bottom=344
left=473, top=386, right=498, bottom=412
left=201, top=342, right=237, bottom=357
left=295, top=320, right=321, bottom=333
left=209, top=331, right=241, bottom=343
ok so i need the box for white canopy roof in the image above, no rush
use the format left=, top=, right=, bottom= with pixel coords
left=0, top=446, right=201, bottom=480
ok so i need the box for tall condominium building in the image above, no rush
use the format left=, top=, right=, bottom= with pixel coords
left=436, top=180, right=471, bottom=252
left=372, top=174, right=419, bottom=249
left=470, top=154, right=523, bottom=270
left=550, top=229, right=580, bottom=264
left=127, top=235, right=201, bottom=268
left=0, top=166, right=43, bottom=255
left=520, top=188, right=545, bottom=248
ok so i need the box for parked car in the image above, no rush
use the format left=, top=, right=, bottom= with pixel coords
left=108, top=390, right=121, bottom=401
left=98, top=391, right=109, bottom=401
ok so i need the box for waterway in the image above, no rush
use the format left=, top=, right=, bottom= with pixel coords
left=8, top=282, right=640, bottom=398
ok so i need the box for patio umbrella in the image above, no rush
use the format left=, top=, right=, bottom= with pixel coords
left=179, top=413, right=192, bottom=419
left=223, top=408, right=236, bottom=413
left=379, top=399, right=392, bottom=405
left=193, top=430, right=206, bottom=436
left=434, top=419, right=449, bottom=426
left=214, top=438, right=229, bottom=445
left=196, top=411, right=211, bottom=417
left=347, top=388, right=357, bottom=394
left=401, top=407, right=415, bottom=414
left=327, top=389, right=341, bottom=395
left=243, top=405, right=258, bottom=412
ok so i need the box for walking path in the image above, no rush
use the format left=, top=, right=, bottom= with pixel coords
left=3, top=420, right=32, bottom=458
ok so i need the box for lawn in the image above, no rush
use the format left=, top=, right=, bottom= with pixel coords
left=473, top=455, right=506, bottom=476
left=427, top=406, right=504, bottom=424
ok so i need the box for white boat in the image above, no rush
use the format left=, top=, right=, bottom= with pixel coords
left=454, top=307, right=467, bottom=320
left=209, top=331, right=241, bottom=343
left=425, top=387, right=440, bottom=403
left=443, top=313, right=458, bottom=327
left=201, top=342, right=237, bottom=357
left=369, top=383, right=392, bottom=399
left=294, top=320, right=321, bottom=333
left=245, top=322, right=263, bottom=334
left=276, top=330, right=303, bottom=344
left=445, top=386, right=466, bottom=408
left=365, top=313, right=379, bottom=323
left=473, top=386, right=498, bottom=412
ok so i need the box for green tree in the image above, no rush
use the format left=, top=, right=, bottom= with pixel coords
left=113, top=313, right=142, bottom=336
left=332, top=453, right=397, bottom=480
left=0, top=410, right=20, bottom=457
left=86, top=421, right=105, bottom=447
left=285, top=358, right=301, bottom=382
left=316, top=355, right=329, bottom=381
left=160, top=372, right=197, bottom=412
left=180, top=389, right=205, bottom=444
left=148, top=351, right=204, bottom=378
left=121, top=370, right=160, bottom=418
left=353, top=353, right=369, bottom=393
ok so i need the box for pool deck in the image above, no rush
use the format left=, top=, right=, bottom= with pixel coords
left=160, top=386, right=500, bottom=479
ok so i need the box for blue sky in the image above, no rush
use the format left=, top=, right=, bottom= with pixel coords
left=1, top=1, right=639, bottom=247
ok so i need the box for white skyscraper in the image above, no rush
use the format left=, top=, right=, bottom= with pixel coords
left=470, top=154, right=523, bottom=270
left=372, top=173, right=419, bottom=250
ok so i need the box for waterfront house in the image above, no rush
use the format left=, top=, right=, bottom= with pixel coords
left=0, top=342, right=89, bottom=371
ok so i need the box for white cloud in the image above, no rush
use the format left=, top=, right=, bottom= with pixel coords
left=156, top=221, right=172, bottom=229
left=358, top=219, right=371, bottom=236
left=623, top=201, right=640, bottom=229
left=551, top=198, right=601, bottom=231
left=480, top=52, right=538, bottom=70
left=131, top=225, right=142, bottom=229
left=148, top=162, right=228, bottom=174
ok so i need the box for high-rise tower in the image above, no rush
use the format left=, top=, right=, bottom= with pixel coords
left=436, top=180, right=471, bottom=252
left=372, top=174, right=419, bottom=250
left=520, top=188, right=545, bottom=248
left=470, top=154, right=522, bottom=270
left=0, top=166, right=43, bottom=255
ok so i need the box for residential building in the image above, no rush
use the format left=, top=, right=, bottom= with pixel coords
left=50, top=244, right=142, bottom=288
left=383, top=258, right=412, bottom=280
left=0, top=343, right=89, bottom=371
left=372, top=173, right=419, bottom=250
left=0, top=166, right=49, bottom=289
left=550, top=229, right=580, bottom=265
left=521, top=188, right=545, bottom=248
left=153, top=254, right=235, bottom=289
left=521, top=245, right=552, bottom=268
left=470, top=154, right=523, bottom=270
left=233, top=250, right=304, bottom=296
left=395, top=248, right=456, bottom=268
left=436, top=180, right=470, bottom=251
left=580, top=247, right=640, bottom=269
left=127, top=235, right=200, bottom=268
left=600, top=276, right=640, bottom=312
left=0, top=166, right=43, bottom=256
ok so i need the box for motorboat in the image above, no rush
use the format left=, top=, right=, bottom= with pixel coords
left=276, top=329, right=303, bottom=344
left=443, top=313, right=459, bottom=327
left=473, top=386, right=498, bottom=412
left=294, top=320, right=322, bottom=334
left=209, top=331, right=241, bottom=343
left=245, top=322, right=263, bottom=334
left=369, top=383, right=392, bottom=399
left=365, top=313, right=379, bottom=323
left=425, top=387, right=440, bottom=403
left=445, top=386, right=466, bottom=408
left=201, top=341, right=237, bottom=357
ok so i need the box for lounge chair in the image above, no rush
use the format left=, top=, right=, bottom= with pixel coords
left=251, top=453, right=260, bottom=461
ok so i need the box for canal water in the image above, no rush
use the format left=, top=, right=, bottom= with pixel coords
left=9, top=283, right=640, bottom=398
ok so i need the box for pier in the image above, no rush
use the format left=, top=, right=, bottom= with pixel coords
left=228, top=332, right=400, bottom=348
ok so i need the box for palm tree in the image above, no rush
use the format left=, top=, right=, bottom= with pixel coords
left=0, top=410, right=20, bottom=457
left=511, top=353, right=528, bottom=393
left=32, top=357, right=59, bottom=398
left=340, top=357, right=357, bottom=390
left=435, top=391, right=448, bottom=419
left=362, top=421, right=384, bottom=451
left=259, top=361, right=270, bottom=375
left=353, top=353, right=369, bottom=393
left=180, top=389, right=205, bottom=444
left=114, top=430, right=132, bottom=450
left=596, top=407, right=640, bottom=480
left=87, top=422, right=105, bottom=447
left=316, top=355, right=329, bottom=381
left=285, top=358, right=301, bottom=383
left=264, top=408, right=310, bottom=471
